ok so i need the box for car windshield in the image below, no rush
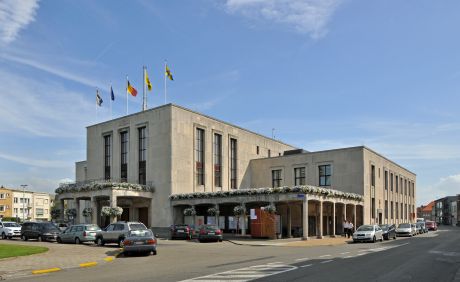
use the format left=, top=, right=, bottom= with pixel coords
left=204, top=225, right=219, bottom=230
left=398, top=224, right=411, bottom=228
left=42, top=223, right=60, bottom=231
left=129, top=229, right=153, bottom=237
left=3, top=223, right=20, bottom=227
left=357, top=225, right=374, bottom=231
left=129, top=223, right=147, bottom=231
left=379, top=225, right=389, bottom=231
left=85, top=225, right=101, bottom=231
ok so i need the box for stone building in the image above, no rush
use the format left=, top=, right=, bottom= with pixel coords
left=55, top=104, right=416, bottom=238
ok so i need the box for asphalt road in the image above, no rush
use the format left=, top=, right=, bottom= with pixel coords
left=12, top=226, right=460, bottom=282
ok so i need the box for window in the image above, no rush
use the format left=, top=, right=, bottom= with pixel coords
left=14, top=208, right=18, bottom=214
left=294, top=167, right=306, bottom=186
left=36, top=208, right=44, bottom=216
left=384, top=171, right=388, bottom=190
left=272, top=169, right=282, bottom=188
left=256, top=146, right=259, bottom=155
left=268, top=149, right=271, bottom=158
left=395, top=175, right=398, bottom=193
left=230, top=138, right=237, bottom=189
left=45, top=199, right=48, bottom=204
left=0, top=206, right=4, bottom=212
left=395, top=203, right=398, bottom=219
left=138, top=127, right=146, bottom=185
left=391, top=201, right=394, bottom=219
left=0, top=194, right=4, bottom=199
left=104, top=135, right=111, bottom=180
left=120, top=131, right=128, bottom=182
left=371, top=198, right=375, bottom=219
left=400, top=178, right=403, bottom=194
left=385, top=200, right=388, bottom=219
left=195, top=128, right=205, bottom=186
left=319, top=165, right=332, bottom=186
left=408, top=181, right=411, bottom=196
left=400, top=203, right=403, bottom=219
left=14, top=197, right=18, bottom=203
left=371, top=165, right=375, bottom=186
left=213, top=133, right=222, bottom=187
left=390, top=173, right=393, bottom=191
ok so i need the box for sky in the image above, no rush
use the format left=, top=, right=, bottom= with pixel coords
left=0, top=0, right=459, bottom=206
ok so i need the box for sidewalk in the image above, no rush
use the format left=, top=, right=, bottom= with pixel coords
left=225, top=234, right=353, bottom=247
left=0, top=240, right=119, bottom=280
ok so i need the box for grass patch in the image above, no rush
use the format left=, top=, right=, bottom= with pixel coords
left=0, top=244, right=48, bottom=259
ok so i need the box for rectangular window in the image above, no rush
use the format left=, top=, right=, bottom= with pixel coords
left=294, top=167, right=306, bottom=186
left=138, top=127, right=147, bottom=185
left=14, top=197, right=18, bottom=203
left=390, top=173, right=393, bottom=191
left=36, top=208, right=44, bottom=216
left=256, top=146, right=259, bottom=155
left=104, top=135, right=111, bottom=180
left=395, top=175, right=398, bottom=193
left=405, top=204, right=407, bottom=219
left=195, top=128, right=205, bottom=186
left=319, top=165, right=332, bottom=186
left=371, top=165, right=375, bottom=187
left=371, top=198, right=375, bottom=219
left=0, top=206, right=4, bottom=212
left=268, top=149, right=271, bottom=157
left=395, top=202, right=398, bottom=219
left=385, top=200, right=388, bottom=219
left=408, top=181, right=411, bottom=196
left=213, top=133, right=222, bottom=187
left=400, top=178, right=403, bottom=194
left=401, top=203, right=403, bottom=219
left=230, top=138, right=237, bottom=189
left=391, top=201, right=394, bottom=219
left=272, top=169, right=282, bottom=188
left=384, top=171, right=388, bottom=190
left=120, top=131, right=128, bottom=182
left=14, top=208, right=17, bottom=214
left=0, top=194, right=4, bottom=199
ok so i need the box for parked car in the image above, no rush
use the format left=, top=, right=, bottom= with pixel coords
left=426, top=221, right=437, bottom=231
left=122, top=229, right=157, bottom=256
left=352, top=224, right=384, bottom=243
left=415, top=223, right=422, bottom=234
left=57, top=224, right=101, bottom=244
left=21, top=222, right=61, bottom=242
left=170, top=224, right=193, bottom=240
left=416, top=222, right=427, bottom=234
left=379, top=224, right=397, bottom=240
left=197, top=225, right=223, bottom=242
left=0, top=221, right=21, bottom=239
left=55, top=223, right=70, bottom=232
left=396, top=223, right=413, bottom=237
left=411, top=223, right=417, bottom=236
left=95, top=221, right=148, bottom=247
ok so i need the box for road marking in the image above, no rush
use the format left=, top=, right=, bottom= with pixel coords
left=319, top=254, right=331, bottom=258
left=32, top=268, right=61, bottom=275
left=267, top=261, right=284, bottom=264
left=295, top=258, right=310, bottom=261
left=340, top=252, right=350, bottom=255
left=356, top=253, right=366, bottom=256
left=320, top=260, right=333, bottom=264
left=79, top=262, right=98, bottom=268
left=180, top=264, right=297, bottom=282
left=300, top=264, right=313, bottom=268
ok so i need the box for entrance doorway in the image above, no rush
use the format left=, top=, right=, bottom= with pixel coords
left=378, top=213, right=382, bottom=224
left=138, top=207, right=148, bottom=227
left=121, top=208, right=129, bottom=222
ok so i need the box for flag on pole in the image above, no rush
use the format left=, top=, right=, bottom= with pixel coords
left=145, top=69, right=152, bottom=91
left=165, top=64, right=174, bottom=81
left=110, top=86, right=115, bottom=101
left=96, top=90, right=103, bottom=106
left=127, top=80, right=138, bottom=97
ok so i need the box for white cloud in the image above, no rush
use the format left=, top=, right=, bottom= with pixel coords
left=418, top=173, right=460, bottom=206
left=0, top=0, right=40, bottom=44
left=223, top=0, right=343, bottom=39
left=0, top=152, right=71, bottom=169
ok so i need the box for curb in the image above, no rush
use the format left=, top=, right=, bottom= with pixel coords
left=225, top=239, right=282, bottom=247
left=79, top=261, right=98, bottom=268
left=31, top=268, right=61, bottom=275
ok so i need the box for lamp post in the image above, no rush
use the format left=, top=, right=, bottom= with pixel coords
left=20, top=184, right=28, bottom=222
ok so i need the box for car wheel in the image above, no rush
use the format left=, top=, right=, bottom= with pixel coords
left=8, top=236, right=12, bottom=240
left=394, top=234, right=397, bottom=240
left=75, top=237, right=81, bottom=244
left=372, top=236, right=376, bottom=243
left=118, top=238, right=124, bottom=247
left=57, top=237, right=62, bottom=244
left=21, top=235, right=28, bottom=241
left=152, top=250, right=157, bottom=255
left=1, top=233, right=6, bottom=239
left=96, top=237, right=105, bottom=246
left=37, top=236, right=43, bottom=242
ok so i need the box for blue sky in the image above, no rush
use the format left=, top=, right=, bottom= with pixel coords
left=0, top=0, right=459, bottom=206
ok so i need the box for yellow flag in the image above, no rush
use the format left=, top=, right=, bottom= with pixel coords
left=165, top=65, right=174, bottom=81
left=145, top=69, right=152, bottom=91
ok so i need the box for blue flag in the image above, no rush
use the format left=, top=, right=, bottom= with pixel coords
left=110, top=86, right=115, bottom=101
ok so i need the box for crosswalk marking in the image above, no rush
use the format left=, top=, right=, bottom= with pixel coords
left=320, top=260, right=333, bottom=264
left=179, top=263, right=297, bottom=282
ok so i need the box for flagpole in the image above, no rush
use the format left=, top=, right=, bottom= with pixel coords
left=126, top=76, right=129, bottom=115
left=96, top=88, right=98, bottom=119
left=143, top=66, right=147, bottom=111
left=110, top=85, right=112, bottom=119
left=164, top=60, right=167, bottom=104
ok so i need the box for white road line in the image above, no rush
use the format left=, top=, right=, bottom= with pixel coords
left=340, top=252, right=350, bottom=255
left=295, top=258, right=310, bottom=261
left=319, top=254, right=331, bottom=258
left=358, top=249, right=369, bottom=253
left=267, top=261, right=284, bottom=265
left=320, top=260, right=333, bottom=264
left=356, top=253, right=366, bottom=256
left=300, top=264, right=313, bottom=268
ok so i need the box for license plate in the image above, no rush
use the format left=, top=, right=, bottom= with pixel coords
left=135, top=241, right=144, bottom=245
left=208, top=232, right=215, bottom=235
left=177, top=230, right=184, bottom=233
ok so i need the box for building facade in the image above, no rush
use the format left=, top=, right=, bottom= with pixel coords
left=434, top=196, right=458, bottom=225
left=0, top=186, right=13, bottom=219
left=417, top=201, right=435, bottom=221
left=55, top=104, right=416, bottom=238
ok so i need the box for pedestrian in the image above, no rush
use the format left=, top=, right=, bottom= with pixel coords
left=343, top=220, right=349, bottom=237
left=349, top=222, right=354, bottom=238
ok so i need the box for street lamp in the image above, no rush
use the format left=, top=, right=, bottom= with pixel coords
left=20, top=184, right=28, bottom=222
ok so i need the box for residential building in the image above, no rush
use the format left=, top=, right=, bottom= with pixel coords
left=11, top=190, right=33, bottom=221
left=417, top=201, right=435, bottom=221
left=55, top=104, right=416, bottom=238
left=0, top=186, right=13, bottom=219
left=434, top=196, right=457, bottom=225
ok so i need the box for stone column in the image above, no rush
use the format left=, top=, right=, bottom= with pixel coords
left=287, top=205, right=292, bottom=238
left=192, top=205, right=196, bottom=227
left=215, top=204, right=219, bottom=227
left=318, top=201, right=323, bottom=239
left=74, top=198, right=80, bottom=224
left=302, top=196, right=309, bottom=240
left=91, top=197, right=98, bottom=225
left=149, top=198, right=155, bottom=228
left=353, top=204, right=357, bottom=231
left=110, top=193, right=117, bottom=224
left=60, top=199, right=65, bottom=222
left=241, top=203, right=246, bottom=236
left=332, top=202, right=336, bottom=237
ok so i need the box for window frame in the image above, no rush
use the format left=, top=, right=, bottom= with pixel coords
left=318, top=164, right=332, bottom=186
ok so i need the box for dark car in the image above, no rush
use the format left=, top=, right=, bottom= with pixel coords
left=379, top=224, right=397, bottom=240
left=197, top=225, right=223, bottom=243
left=122, top=229, right=157, bottom=256
left=426, top=221, right=437, bottom=231
left=170, top=224, right=193, bottom=240
left=21, top=222, right=61, bottom=242
left=95, top=221, right=147, bottom=247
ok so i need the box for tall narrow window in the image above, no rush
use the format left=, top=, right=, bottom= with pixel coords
left=195, top=128, right=205, bottom=186
left=390, top=173, right=393, bottom=191
left=256, top=146, right=259, bottom=155
left=294, top=167, right=306, bottom=186
left=319, top=165, right=331, bottom=186
left=268, top=149, right=271, bottom=158
left=384, top=171, right=388, bottom=190
left=120, top=131, right=128, bottom=182
left=395, top=202, right=399, bottom=219
left=371, top=198, right=375, bottom=219
left=385, top=200, right=388, bottom=219
left=400, top=203, right=403, bottom=219
left=230, top=138, right=237, bottom=189
left=138, top=127, right=146, bottom=185
left=404, top=179, right=407, bottom=195
left=400, top=178, right=403, bottom=194
left=272, top=169, right=282, bottom=188
left=104, top=135, right=111, bottom=180
left=371, top=165, right=375, bottom=186
left=213, top=133, right=222, bottom=187
left=391, top=201, right=394, bottom=219
left=395, top=175, right=399, bottom=193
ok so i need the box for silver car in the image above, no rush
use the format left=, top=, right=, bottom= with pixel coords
left=396, top=223, right=413, bottom=237
left=57, top=224, right=101, bottom=244
left=122, top=229, right=157, bottom=256
left=352, top=224, right=384, bottom=243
